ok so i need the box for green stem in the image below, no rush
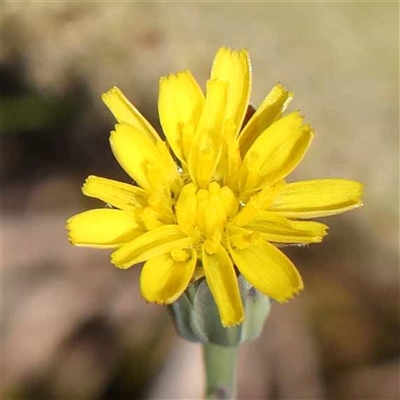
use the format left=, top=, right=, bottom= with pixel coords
left=203, top=343, right=238, bottom=400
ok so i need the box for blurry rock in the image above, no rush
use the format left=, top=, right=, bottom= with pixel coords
left=148, top=338, right=203, bottom=400
left=1, top=134, right=26, bottom=183
left=25, top=174, right=84, bottom=214
left=2, top=279, right=106, bottom=391
left=46, top=314, right=121, bottom=400
left=2, top=211, right=170, bottom=399
left=303, top=268, right=382, bottom=371
left=2, top=2, right=185, bottom=104
left=257, top=299, right=326, bottom=399
left=331, top=360, right=400, bottom=399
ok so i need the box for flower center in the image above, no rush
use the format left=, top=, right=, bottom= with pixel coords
left=175, top=182, right=238, bottom=254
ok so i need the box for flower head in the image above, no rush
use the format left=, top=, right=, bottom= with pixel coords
left=67, top=47, right=363, bottom=327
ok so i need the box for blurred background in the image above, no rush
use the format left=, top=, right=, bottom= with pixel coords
left=1, top=2, right=399, bottom=399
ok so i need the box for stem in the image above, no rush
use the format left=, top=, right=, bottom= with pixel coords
left=203, top=343, right=238, bottom=400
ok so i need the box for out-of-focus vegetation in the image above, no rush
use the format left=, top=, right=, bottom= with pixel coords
left=1, top=2, right=398, bottom=399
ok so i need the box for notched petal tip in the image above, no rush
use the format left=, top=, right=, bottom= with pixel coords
left=159, top=73, right=175, bottom=84
left=81, top=175, right=95, bottom=192
left=222, top=314, right=245, bottom=328
left=102, top=86, right=121, bottom=99
left=65, top=217, right=75, bottom=238
left=111, top=259, right=134, bottom=270
left=291, top=112, right=316, bottom=139
left=274, top=82, right=294, bottom=99
left=355, top=182, right=365, bottom=202
left=101, top=86, right=115, bottom=102
left=277, top=110, right=314, bottom=137
left=321, top=223, right=330, bottom=237
left=160, top=70, right=191, bottom=82
left=215, top=45, right=249, bottom=58
left=101, top=87, right=131, bottom=118
left=274, top=276, right=304, bottom=303
left=277, top=285, right=304, bottom=303
left=290, top=110, right=305, bottom=123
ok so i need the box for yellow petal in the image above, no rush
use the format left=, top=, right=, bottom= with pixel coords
left=67, top=209, right=143, bottom=248
left=219, top=127, right=242, bottom=190
left=82, top=175, right=147, bottom=210
left=269, top=179, right=364, bottom=218
left=202, top=244, right=244, bottom=327
left=228, top=238, right=303, bottom=302
left=242, top=211, right=328, bottom=243
left=239, top=83, right=293, bottom=155
left=111, top=225, right=194, bottom=269
left=239, top=111, right=314, bottom=192
left=233, top=180, right=285, bottom=224
left=159, top=71, right=204, bottom=163
left=102, top=87, right=161, bottom=141
left=140, top=248, right=197, bottom=304
left=175, top=183, right=198, bottom=236
left=188, top=79, right=227, bottom=188
left=211, top=47, right=251, bottom=137
left=152, top=140, right=183, bottom=196
left=110, top=123, right=172, bottom=191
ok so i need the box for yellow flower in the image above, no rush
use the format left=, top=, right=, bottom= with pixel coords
left=67, top=47, right=363, bottom=327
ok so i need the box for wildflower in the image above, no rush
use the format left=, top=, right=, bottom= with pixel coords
left=67, top=47, right=363, bottom=327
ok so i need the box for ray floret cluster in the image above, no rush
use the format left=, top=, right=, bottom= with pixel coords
left=67, top=47, right=363, bottom=327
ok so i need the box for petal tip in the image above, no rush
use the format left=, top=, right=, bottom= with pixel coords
left=81, top=175, right=93, bottom=193
left=223, top=319, right=245, bottom=328
left=221, top=313, right=245, bottom=328
left=159, top=73, right=174, bottom=84
left=111, top=257, right=132, bottom=270
left=277, top=284, right=304, bottom=303
left=101, top=86, right=121, bottom=102
left=65, top=214, right=76, bottom=230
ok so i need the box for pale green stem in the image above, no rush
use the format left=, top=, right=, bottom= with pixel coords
left=203, top=343, right=238, bottom=400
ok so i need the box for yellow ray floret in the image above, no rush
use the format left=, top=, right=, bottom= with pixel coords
left=67, top=209, right=144, bottom=248
left=140, top=248, right=197, bottom=304
left=269, top=179, right=364, bottom=218
left=102, top=86, right=161, bottom=142
left=239, top=111, right=314, bottom=192
left=239, top=83, right=293, bottom=155
left=211, top=46, right=252, bottom=138
left=158, top=71, right=205, bottom=164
